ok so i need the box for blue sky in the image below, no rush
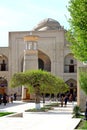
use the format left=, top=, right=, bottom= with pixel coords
left=0, top=0, right=70, bottom=47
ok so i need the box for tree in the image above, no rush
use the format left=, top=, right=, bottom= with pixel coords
left=10, top=70, right=68, bottom=109
left=79, top=68, right=87, bottom=95
left=67, top=0, right=87, bottom=62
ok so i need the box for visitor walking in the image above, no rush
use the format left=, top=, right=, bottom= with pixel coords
left=60, top=95, right=64, bottom=107
left=64, top=95, right=68, bottom=107
left=14, top=93, right=17, bottom=101
left=3, top=93, right=7, bottom=105
left=0, top=94, right=2, bottom=104
left=10, top=94, right=14, bottom=103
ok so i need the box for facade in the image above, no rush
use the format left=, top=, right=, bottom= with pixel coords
left=0, top=18, right=77, bottom=100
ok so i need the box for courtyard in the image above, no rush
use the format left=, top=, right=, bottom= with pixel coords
left=0, top=100, right=80, bottom=130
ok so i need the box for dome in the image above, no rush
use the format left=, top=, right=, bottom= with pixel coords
left=33, top=18, right=63, bottom=31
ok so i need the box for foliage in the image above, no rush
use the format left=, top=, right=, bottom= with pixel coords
left=25, top=106, right=53, bottom=112
left=79, top=68, right=87, bottom=95
left=67, top=0, right=87, bottom=61
left=77, top=120, right=87, bottom=129
left=0, top=112, right=13, bottom=117
left=73, top=105, right=81, bottom=118
left=25, top=102, right=60, bottom=112
left=10, top=69, right=68, bottom=109
left=10, top=69, right=68, bottom=94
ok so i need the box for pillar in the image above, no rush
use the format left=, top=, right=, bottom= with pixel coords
left=22, top=35, right=39, bottom=100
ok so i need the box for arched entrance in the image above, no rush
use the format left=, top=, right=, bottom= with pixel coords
left=20, top=50, right=51, bottom=100
left=21, top=50, right=51, bottom=72
left=66, top=79, right=77, bottom=101
left=0, top=77, right=7, bottom=95
left=38, top=50, right=51, bottom=71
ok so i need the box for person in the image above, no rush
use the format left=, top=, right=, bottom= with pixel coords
left=69, top=94, right=73, bottom=102
left=0, top=94, right=2, bottom=104
left=3, top=93, right=7, bottom=105
left=10, top=94, right=14, bottom=103
left=14, top=93, right=17, bottom=100
left=85, top=108, right=87, bottom=120
left=60, top=95, right=64, bottom=107
left=64, top=95, right=68, bottom=107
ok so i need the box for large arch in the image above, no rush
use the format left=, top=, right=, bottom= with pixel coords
left=64, top=53, right=77, bottom=73
left=38, top=50, right=51, bottom=72
left=0, top=77, right=8, bottom=95
left=65, top=78, right=77, bottom=100
left=20, top=50, right=51, bottom=72
left=0, top=54, right=8, bottom=71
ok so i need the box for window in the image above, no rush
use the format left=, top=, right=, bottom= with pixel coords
left=1, top=60, right=6, bottom=71
left=69, top=65, right=74, bottom=73
left=70, top=83, right=73, bottom=87
left=70, top=59, right=74, bottom=64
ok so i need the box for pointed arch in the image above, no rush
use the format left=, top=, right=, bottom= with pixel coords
left=65, top=78, right=77, bottom=100
left=0, top=77, right=8, bottom=95
left=64, top=53, right=77, bottom=73
left=38, top=50, right=51, bottom=72
left=20, top=50, right=51, bottom=72
left=0, top=54, right=8, bottom=71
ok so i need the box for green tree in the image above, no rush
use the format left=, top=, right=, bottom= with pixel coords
left=10, top=70, right=68, bottom=109
left=67, top=0, right=87, bottom=62
left=79, top=68, right=87, bottom=95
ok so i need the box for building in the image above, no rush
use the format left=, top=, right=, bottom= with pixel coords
left=0, top=18, right=77, bottom=100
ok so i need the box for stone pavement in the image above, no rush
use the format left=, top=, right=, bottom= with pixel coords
left=0, top=101, right=81, bottom=130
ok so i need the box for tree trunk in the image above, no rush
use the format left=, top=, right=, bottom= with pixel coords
left=34, top=84, right=40, bottom=109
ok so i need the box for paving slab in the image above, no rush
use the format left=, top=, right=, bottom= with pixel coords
left=0, top=101, right=81, bottom=130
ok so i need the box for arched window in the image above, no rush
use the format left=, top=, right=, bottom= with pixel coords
left=70, top=59, right=74, bottom=64
left=70, top=83, right=74, bottom=87
left=0, top=55, right=8, bottom=71
left=64, top=54, right=77, bottom=73
left=1, top=60, right=6, bottom=71
left=0, top=77, right=7, bottom=87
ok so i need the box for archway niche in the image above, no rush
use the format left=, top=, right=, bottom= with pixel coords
left=66, top=78, right=77, bottom=101
left=64, top=53, right=77, bottom=73
left=38, top=50, right=51, bottom=72
left=21, top=50, right=51, bottom=72
left=0, top=77, right=8, bottom=95
left=0, top=54, right=8, bottom=71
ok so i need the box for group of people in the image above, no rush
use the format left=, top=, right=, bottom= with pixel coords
left=0, top=92, right=17, bottom=105
left=60, top=94, right=73, bottom=107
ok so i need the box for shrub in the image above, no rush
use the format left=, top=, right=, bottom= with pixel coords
left=73, top=105, right=81, bottom=118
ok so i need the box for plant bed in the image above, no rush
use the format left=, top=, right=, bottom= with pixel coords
left=45, top=102, right=60, bottom=107
left=0, top=112, right=14, bottom=117
left=25, top=106, right=54, bottom=112
left=73, top=114, right=87, bottom=129
left=76, top=119, right=87, bottom=129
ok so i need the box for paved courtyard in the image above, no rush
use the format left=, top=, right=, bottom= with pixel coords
left=0, top=101, right=81, bottom=130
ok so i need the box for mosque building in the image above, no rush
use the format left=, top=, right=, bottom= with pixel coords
left=0, top=18, right=77, bottom=100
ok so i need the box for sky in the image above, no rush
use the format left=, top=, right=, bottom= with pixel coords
left=0, top=0, right=70, bottom=47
